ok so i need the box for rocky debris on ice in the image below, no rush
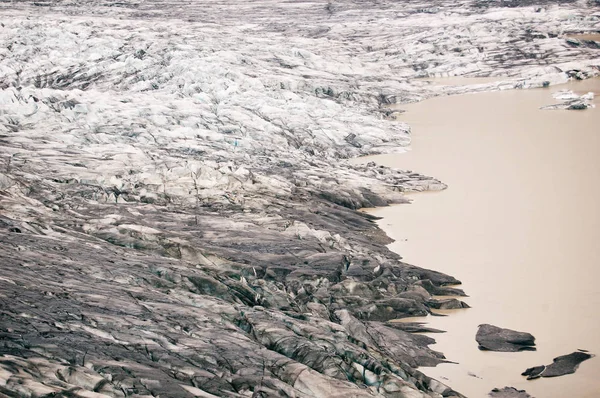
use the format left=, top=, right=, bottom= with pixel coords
left=0, top=0, right=599, bottom=396
left=541, top=89, right=596, bottom=110
left=489, top=387, right=533, bottom=398
left=521, top=350, right=594, bottom=380
left=476, top=324, right=536, bottom=352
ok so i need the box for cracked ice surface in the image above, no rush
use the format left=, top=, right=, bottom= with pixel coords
left=0, top=0, right=599, bottom=397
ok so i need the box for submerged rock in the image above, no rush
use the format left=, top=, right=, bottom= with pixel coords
left=489, top=387, right=533, bottom=398
left=476, top=324, right=536, bottom=352
left=522, top=351, right=593, bottom=380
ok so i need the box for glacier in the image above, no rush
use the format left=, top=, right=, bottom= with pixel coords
left=0, top=0, right=599, bottom=397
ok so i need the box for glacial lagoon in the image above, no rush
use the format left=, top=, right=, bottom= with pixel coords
left=363, top=78, right=600, bottom=397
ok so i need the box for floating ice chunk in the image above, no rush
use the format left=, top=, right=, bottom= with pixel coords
left=581, top=92, right=595, bottom=101
left=552, top=90, right=579, bottom=101
left=543, top=89, right=595, bottom=110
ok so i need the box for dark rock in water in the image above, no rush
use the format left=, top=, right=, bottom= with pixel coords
left=541, top=99, right=593, bottom=110
left=521, top=365, right=546, bottom=379
left=476, top=324, right=536, bottom=352
left=542, top=351, right=593, bottom=377
left=489, top=387, right=533, bottom=398
left=522, top=351, right=593, bottom=380
left=567, top=101, right=590, bottom=110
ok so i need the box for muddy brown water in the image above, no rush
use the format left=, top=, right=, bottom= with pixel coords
left=567, top=33, right=600, bottom=41
left=415, top=76, right=513, bottom=86
left=359, top=78, right=600, bottom=397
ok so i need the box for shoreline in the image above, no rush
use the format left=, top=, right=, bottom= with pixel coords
left=361, top=76, right=600, bottom=397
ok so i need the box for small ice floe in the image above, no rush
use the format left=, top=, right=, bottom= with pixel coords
left=541, top=90, right=595, bottom=110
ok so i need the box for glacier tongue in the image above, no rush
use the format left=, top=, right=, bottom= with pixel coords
left=0, top=1, right=599, bottom=397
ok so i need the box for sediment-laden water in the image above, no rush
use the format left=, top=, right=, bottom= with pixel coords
left=364, top=78, right=600, bottom=397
